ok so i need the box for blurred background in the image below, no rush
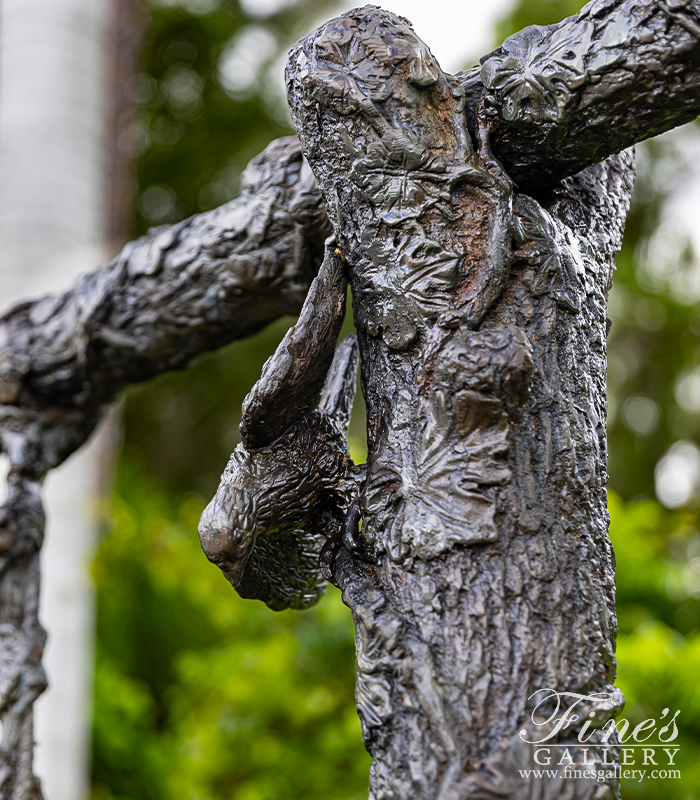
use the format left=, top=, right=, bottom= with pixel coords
left=1, top=0, right=700, bottom=798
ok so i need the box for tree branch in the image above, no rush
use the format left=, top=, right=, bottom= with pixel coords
left=4, top=0, right=700, bottom=469
left=473, top=0, right=700, bottom=188
left=0, top=136, right=330, bottom=472
left=4, top=0, right=700, bottom=462
left=284, top=6, right=634, bottom=796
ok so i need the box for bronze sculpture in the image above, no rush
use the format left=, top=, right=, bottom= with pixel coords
left=2, top=1, right=700, bottom=796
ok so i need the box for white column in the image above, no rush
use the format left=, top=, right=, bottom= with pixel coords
left=0, top=1, right=113, bottom=799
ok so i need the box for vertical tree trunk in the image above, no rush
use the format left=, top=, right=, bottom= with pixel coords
left=284, top=8, right=634, bottom=797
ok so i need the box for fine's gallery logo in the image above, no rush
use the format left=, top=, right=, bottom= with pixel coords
left=516, top=689, right=682, bottom=784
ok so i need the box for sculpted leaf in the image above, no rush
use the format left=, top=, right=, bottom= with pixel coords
left=481, top=21, right=594, bottom=124
left=514, top=195, right=588, bottom=312
left=401, top=326, right=534, bottom=560
left=399, top=226, right=459, bottom=315
left=352, top=134, right=471, bottom=225
left=358, top=19, right=439, bottom=87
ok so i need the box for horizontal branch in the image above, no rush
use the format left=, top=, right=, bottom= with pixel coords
left=4, top=0, right=700, bottom=474
left=0, top=137, right=330, bottom=798
left=472, top=0, right=700, bottom=188
left=0, top=136, right=330, bottom=472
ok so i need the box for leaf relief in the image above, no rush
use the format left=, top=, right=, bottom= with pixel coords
left=351, top=131, right=473, bottom=225
left=481, top=20, right=594, bottom=124
left=401, top=326, right=534, bottom=560
left=514, top=195, right=589, bottom=312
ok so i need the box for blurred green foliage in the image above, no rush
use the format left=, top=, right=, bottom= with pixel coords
left=91, top=466, right=370, bottom=800
left=91, top=0, right=700, bottom=797
left=130, top=0, right=335, bottom=234
left=611, top=493, right=700, bottom=797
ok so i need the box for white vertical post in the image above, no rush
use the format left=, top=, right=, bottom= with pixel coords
left=0, top=1, right=113, bottom=798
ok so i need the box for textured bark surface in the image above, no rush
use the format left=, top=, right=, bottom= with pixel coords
left=0, top=136, right=328, bottom=469
left=280, top=7, right=634, bottom=796
left=3, top=0, right=700, bottom=796
left=475, top=0, right=700, bottom=189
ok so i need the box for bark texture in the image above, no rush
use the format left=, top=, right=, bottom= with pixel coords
left=3, top=0, right=700, bottom=796
left=474, top=0, right=700, bottom=189
left=280, top=7, right=633, bottom=796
